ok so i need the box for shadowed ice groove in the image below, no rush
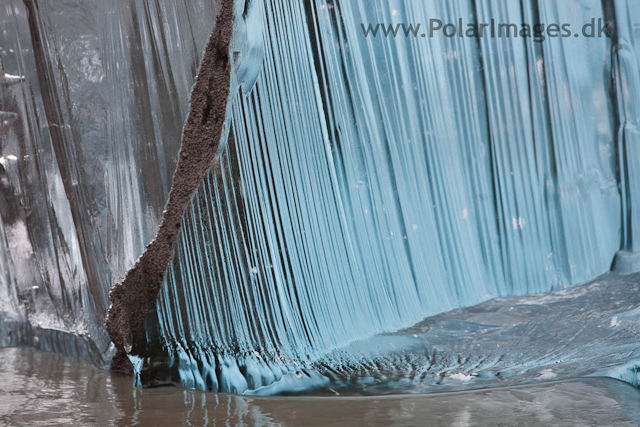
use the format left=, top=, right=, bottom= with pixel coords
left=132, top=0, right=640, bottom=394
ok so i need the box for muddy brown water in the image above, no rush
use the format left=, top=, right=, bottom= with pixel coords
left=1, top=347, right=639, bottom=426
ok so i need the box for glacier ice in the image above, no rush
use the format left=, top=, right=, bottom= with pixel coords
left=0, top=0, right=220, bottom=364
left=137, top=0, right=640, bottom=393
left=0, top=0, right=639, bottom=396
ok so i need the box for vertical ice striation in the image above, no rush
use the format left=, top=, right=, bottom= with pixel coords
left=130, top=0, right=636, bottom=393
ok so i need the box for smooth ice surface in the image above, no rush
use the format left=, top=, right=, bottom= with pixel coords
left=143, top=0, right=640, bottom=393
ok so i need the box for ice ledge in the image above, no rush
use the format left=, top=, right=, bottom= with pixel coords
left=611, top=251, right=640, bottom=275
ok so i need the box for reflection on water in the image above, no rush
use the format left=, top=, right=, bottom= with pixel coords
left=1, top=348, right=639, bottom=426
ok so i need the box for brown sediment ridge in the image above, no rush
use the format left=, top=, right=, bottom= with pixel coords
left=105, top=0, right=235, bottom=367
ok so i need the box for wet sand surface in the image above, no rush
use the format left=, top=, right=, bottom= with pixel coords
left=0, top=347, right=639, bottom=426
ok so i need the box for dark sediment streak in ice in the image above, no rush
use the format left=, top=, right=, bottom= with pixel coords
left=105, top=0, right=235, bottom=371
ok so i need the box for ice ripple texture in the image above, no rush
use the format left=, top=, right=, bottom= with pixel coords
left=1, top=0, right=640, bottom=395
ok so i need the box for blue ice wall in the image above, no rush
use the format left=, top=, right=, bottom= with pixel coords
left=142, top=0, right=636, bottom=393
